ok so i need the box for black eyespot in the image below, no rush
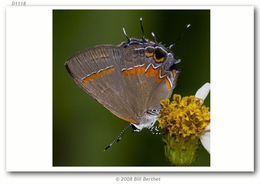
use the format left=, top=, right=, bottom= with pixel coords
left=155, top=49, right=164, bottom=59
left=154, top=47, right=166, bottom=63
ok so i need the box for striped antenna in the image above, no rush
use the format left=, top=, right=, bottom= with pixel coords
left=169, top=24, right=191, bottom=50
left=122, top=27, right=130, bottom=42
left=104, top=124, right=132, bottom=151
left=139, top=17, right=146, bottom=42
left=151, top=32, right=157, bottom=43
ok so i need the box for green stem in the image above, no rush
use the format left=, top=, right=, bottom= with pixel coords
left=163, top=134, right=199, bottom=166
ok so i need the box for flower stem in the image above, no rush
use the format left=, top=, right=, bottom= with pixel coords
left=163, top=134, right=199, bottom=166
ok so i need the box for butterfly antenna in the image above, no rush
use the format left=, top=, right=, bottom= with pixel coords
left=139, top=17, right=146, bottom=42
left=151, top=32, right=157, bottom=43
left=122, top=27, right=130, bottom=42
left=169, top=44, right=174, bottom=49
left=169, top=24, right=191, bottom=49
left=104, top=124, right=132, bottom=151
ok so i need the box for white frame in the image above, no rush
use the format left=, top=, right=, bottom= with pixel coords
left=5, top=6, right=254, bottom=172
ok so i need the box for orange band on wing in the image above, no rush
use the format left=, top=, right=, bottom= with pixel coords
left=156, top=73, right=164, bottom=83
left=82, top=67, right=115, bottom=84
left=110, top=110, right=137, bottom=124
left=145, top=65, right=158, bottom=77
left=165, top=79, right=172, bottom=90
left=122, top=65, right=172, bottom=90
left=145, top=65, right=172, bottom=90
left=122, top=66, right=145, bottom=77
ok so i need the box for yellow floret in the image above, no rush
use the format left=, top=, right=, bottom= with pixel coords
left=158, top=94, right=210, bottom=137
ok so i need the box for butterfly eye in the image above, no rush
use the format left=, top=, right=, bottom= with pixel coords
left=153, top=47, right=166, bottom=63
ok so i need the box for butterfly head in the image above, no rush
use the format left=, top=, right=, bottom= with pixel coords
left=120, top=18, right=180, bottom=74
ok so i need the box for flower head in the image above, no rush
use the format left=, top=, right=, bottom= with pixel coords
left=158, top=83, right=210, bottom=165
left=158, top=94, right=210, bottom=138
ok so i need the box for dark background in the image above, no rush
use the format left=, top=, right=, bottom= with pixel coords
left=53, top=10, right=210, bottom=166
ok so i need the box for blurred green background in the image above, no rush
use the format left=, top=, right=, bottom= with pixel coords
left=53, top=10, right=210, bottom=166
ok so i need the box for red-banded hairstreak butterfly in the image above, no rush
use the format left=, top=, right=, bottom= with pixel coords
left=65, top=18, right=187, bottom=151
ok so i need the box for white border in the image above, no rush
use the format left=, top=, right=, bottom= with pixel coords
left=5, top=6, right=254, bottom=172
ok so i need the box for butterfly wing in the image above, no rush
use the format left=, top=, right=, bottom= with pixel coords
left=65, top=45, right=138, bottom=124
left=119, top=44, right=178, bottom=120
left=66, top=43, right=178, bottom=126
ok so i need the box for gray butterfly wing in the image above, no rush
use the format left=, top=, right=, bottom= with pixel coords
left=65, top=45, right=137, bottom=124
left=119, top=44, right=178, bottom=120
left=65, top=44, right=178, bottom=125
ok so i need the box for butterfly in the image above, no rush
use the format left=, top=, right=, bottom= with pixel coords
left=65, top=18, right=183, bottom=150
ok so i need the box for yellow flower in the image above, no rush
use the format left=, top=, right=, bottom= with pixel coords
left=159, top=94, right=210, bottom=138
left=158, top=83, right=210, bottom=165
